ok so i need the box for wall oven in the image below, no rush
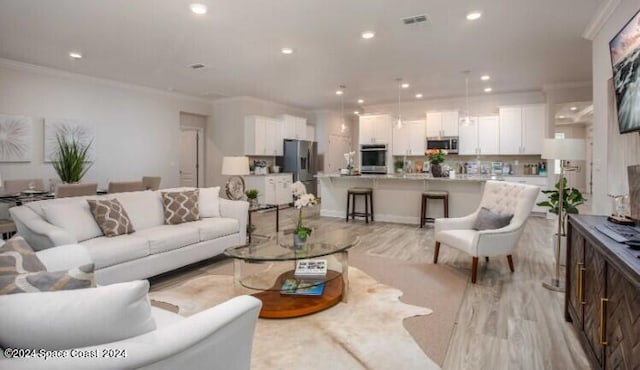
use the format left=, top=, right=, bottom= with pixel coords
left=360, top=144, right=387, bottom=174
left=426, top=137, right=458, bottom=154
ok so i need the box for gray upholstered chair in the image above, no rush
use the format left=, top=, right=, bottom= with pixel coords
left=55, top=183, right=98, bottom=198
left=433, top=180, right=539, bottom=283
left=3, top=179, right=45, bottom=194
left=142, top=176, right=162, bottom=191
left=108, top=181, right=146, bottom=193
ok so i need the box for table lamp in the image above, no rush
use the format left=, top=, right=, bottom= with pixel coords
left=541, top=138, right=585, bottom=292
left=221, top=156, right=250, bottom=200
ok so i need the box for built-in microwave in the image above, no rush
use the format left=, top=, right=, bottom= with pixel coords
left=360, top=144, right=387, bottom=174
left=426, top=137, right=458, bottom=154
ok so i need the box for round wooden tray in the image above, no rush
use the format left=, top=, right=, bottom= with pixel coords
left=252, top=270, right=343, bottom=319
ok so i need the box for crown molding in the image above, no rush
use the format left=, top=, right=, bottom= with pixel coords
left=583, top=0, right=621, bottom=41
left=542, top=81, right=592, bottom=92
left=0, top=58, right=214, bottom=104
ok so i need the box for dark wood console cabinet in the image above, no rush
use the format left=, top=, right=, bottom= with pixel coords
left=566, top=215, right=640, bottom=370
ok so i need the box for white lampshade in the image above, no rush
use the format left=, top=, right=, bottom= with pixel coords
left=541, top=138, right=585, bottom=160
left=221, top=156, right=250, bottom=176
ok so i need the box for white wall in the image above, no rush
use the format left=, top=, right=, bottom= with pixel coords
left=207, top=96, right=312, bottom=188
left=313, top=110, right=356, bottom=173
left=0, top=60, right=212, bottom=189
left=592, top=0, right=640, bottom=214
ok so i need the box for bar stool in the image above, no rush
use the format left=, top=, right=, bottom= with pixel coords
left=420, top=191, right=449, bottom=227
left=0, top=219, right=17, bottom=240
left=346, top=187, right=374, bottom=223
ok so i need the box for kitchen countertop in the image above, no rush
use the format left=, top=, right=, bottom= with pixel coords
left=246, top=173, right=293, bottom=176
left=317, top=173, right=548, bottom=181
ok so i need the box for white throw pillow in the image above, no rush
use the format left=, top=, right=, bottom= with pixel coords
left=199, top=186, right=221, bottom=218
left=115, top=191, right=165, bottom=230
left=0, top=280, right=156, bottom=351
left=42, top=201, right=103, bottom=242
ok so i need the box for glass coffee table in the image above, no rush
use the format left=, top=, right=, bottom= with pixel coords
left=224, top=229, right=359, bottom=318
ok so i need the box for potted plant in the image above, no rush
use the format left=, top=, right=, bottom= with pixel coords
left=394, top=159, right=404, bottom=173
left=426, top=149, right=447, bottom=177
left=52, top=134, right=93, bottom=183
left=536, top=177, right=586, bottom=265
left=291, top=181, right=317, bottom=247
left=245, top=189, right=259, bottom=207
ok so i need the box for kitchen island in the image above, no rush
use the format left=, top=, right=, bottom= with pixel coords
left=317, top=173, right=545, bottom=225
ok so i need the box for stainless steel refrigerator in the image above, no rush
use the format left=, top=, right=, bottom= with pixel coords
left=278, top=139, right=318, bottom=196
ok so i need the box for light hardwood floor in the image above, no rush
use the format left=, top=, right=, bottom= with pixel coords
left=152, top=205, right=591, bottom=370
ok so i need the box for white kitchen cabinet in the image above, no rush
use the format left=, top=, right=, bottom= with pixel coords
left=506, top=176, right=548, bottom=213
left=458, top=116, right=499, bottom=155
left=359, top=114, right=393, bottom=145
left=245, top=115, right=283, bottom=156
left=426, top=111, right=459, bottom=138
left=477, top=116, right=500, bottom=155
left=498, top=105, right=545, bottom=155
left=244, top=174, right=293, bottom=206
left=521, top=105, right=545, bottom=154
left=279, top=114, right=307, bottom=140
left=458, top=117, right=478, bottom=155
left=393, top=120, right=425, bottom=155
left=305, top=124, right=316, bottom=142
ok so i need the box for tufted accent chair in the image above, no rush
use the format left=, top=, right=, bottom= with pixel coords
left=433, top=180, right=539, bottom=283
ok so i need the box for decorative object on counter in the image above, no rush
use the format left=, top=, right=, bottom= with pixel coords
left=222, top=156, right=250, bottom=200
left=342, top=151, right=356, bottom=175
left=270, top=165, right=280, bottom=173
left=51, top=133, right=93, bottom=183
left=253, top=160, right=268, bottom=175
left=426, top=149, right=447, bottom=177
left=539, top=138, right=585, bottom=292
left=394, top=159, right=404, bottom=173
left=292, top=181, right=317, bottom=247
left=245, top=189, right=259, bottom=207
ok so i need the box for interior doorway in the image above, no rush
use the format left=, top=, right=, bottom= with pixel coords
left=553, top=101, right=593, bottom=194
left=179, top=112, right=206, bottom=187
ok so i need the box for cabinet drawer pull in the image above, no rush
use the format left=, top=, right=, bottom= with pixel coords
left=599, top=298, right=608, bottom=345
left=577, top=263, right=586, bottom=305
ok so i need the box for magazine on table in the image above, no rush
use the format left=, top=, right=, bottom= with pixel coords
left=280, top=278, right=325, bottom=296
left=294, top=259, right=327, bottom=280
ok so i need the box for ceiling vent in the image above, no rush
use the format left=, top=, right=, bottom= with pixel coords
left=402, top=14, right=430, bottom=26
left=189, top=63, right=207, bottom=70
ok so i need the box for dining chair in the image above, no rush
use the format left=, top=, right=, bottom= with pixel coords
left=55, top=183, right=98, bottom=198
left=142, top=176, right=162, bottom=191
left=108, top=181, right=146, bottom=193
left=3, top=179, right=45, bottom=194
left=432, top=180, right=539, bottom=283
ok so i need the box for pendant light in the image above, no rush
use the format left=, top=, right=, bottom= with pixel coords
left=461, top=71, right=472, bottom=126
left=396, top=78, right=403, bottom=129
left=339, top=85, right=346, bottom=133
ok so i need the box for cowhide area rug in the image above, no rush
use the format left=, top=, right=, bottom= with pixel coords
left=149, top=267, right=441, bottom=370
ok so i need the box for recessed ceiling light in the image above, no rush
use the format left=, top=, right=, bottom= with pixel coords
left=357, top=99, right=364, bottom=104
left=69, top=52, right=83, bottom=59
left=466, top=11, right=482, bottom=20
left=570, top=106, right=578, bottom=111
left=190, top=3, right=207, bottom=15
left=354, top=111, right=360, bottom=115
left=558, top=115, right=566, bottom=119
left=484, top=87, right=493, bottom=93
left=361, top=31, right=375, bottom=39
left=401, top=83, right=410, bottom=89
left=281, top=47, right=294, bottom=55
left=415, top=93, right=423, bottom=98
left=480, top=75, right=490, bottom=81
left=336, top=90, right=343, bottom=95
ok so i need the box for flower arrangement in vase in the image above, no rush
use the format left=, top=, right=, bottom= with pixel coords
left=291, top=181, right=317, bottom=247
left=426, top=149, right=447, bottom=177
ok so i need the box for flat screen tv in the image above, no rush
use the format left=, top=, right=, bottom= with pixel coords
left=610, top=8, right=640, bottom=134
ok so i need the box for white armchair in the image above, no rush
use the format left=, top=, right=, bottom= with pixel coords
left=433, top=180, right=539, bottom=283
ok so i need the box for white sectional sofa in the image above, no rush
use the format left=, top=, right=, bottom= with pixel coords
left=0, top=240, right=262, bottom=370
left=9, top=188, right=249, bottom=284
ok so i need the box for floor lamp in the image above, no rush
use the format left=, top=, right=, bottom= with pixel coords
left=541, top=138, right=585, bottom=292
left=222, top=156, right=250, bottom=200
